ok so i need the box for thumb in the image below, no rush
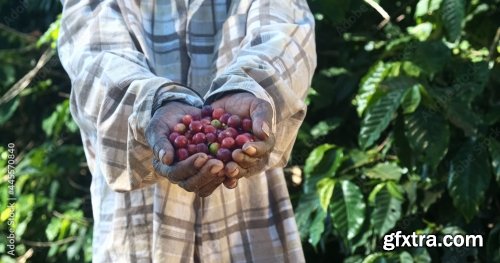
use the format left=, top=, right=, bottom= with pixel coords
left=146, top=119, right=175, bottom=165
left=155, top=138, right=175, bottom=165
left=250, top=99, right=273, bottom=141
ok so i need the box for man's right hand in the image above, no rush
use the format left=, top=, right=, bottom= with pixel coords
left=145, top=102, right=225, bottom=197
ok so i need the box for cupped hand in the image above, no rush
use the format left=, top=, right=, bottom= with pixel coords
left=210, top=93, right=276, bottom=189
left=146, top=102, right=225, bottom=197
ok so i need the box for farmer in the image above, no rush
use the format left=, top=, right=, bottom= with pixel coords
left=58, top=0, right=316, bottom=262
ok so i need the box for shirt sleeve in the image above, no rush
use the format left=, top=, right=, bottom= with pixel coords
left=205, top=0, right=317, bottom=167
left=58, top=0, right=203, bottom=192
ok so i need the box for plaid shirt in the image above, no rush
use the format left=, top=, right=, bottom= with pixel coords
left=58, top=0, right=316, bottom=262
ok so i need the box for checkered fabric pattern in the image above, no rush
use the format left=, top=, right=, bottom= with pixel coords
left=58, top=0, right=316, bottom=262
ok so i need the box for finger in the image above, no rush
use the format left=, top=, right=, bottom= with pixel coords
left=198, top=176, right=225, bottom=197
left=223, top=177, right=239, bottom=189
left=232, top=149, right=260, bottom=168
left=242, top=139, right=275, bottom=158
left=226, top=157, right=267, bottom=179
left=250, top=99, right=273, bottom=141
left=155, top=153, right=208, bottom=182
left=146, top=118, right=175, bottom=165
left=154, top=137, right=176, bottom=165
left=224, top=161, right=242, bottom=179
left=180, top=159, right=224, bottom=192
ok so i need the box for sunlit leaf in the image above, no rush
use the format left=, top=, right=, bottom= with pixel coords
left=404, top=108, right=449, bottom=169
left=370, top=185, right=402, bottom=237
left=415, top=0, right=443, bottom=17
left=330, top=180, right=366, bottom=240
left=311, top=118, right=342, bottom=138
left=407, top=22, right=433, bottom=41
left=46, top=217, right=61, bottom=241
left=304, top=144, right=335, bottom=176
left=355, top=62, right=392, bottom=116
left=364, top=162, right=404, bottom=181
left=317, top=178, right=335, bottom=211
left=359, top=77, right=413, bottom=149
left=401, top=85, right=421, bottom=114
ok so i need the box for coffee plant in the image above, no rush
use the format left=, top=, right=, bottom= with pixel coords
left=0, top=0, right=499, bottom=262
left=294, top=0, right=500, bottom=262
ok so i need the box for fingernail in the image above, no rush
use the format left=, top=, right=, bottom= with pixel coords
left=194, top=156, right=207, bottom=168
left=244, top=146, right=257, bottom=155
left=159, top=149, right=166, bottom=164
left=229, top=180, right=238, bottom=189
left=262, top=122, right=270, bottom=138
left=231, top=168, right=239, bottom=177
left=233, top=152, right=244, bottom=162
left=211, top=165, right=223, bottom=174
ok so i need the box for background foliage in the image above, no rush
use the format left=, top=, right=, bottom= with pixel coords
left=0, top=0, right=499, bottom=262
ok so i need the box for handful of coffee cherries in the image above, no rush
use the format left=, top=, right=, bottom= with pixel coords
left=168, top=105, right=256, bottom=163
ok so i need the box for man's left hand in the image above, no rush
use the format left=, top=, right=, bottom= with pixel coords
left=210, top=92, right=276, bottom=189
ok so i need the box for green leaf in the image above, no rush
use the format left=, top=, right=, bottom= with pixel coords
left=487, top=224, right=500, bottom=263
left=448, top=140, right=491, bottom=221
left=330, top=180, right=366, bottom=240
left=319, top=0, right=351, bottom=23
left=404, top=108, right=450, bottom=169
left=350, top=219, right=373, bottom=253
left=407, top=22, right=433, bottom=41
left=310, top=118, right=342, bottom=138
left=67, top=230, right=85, bottom=260
left=303, top=145, right=344, bottom=196
left=489, top=139, right=500, bottom=186
left=304, top=144, right=335, bottom=177
left=295, top=192, right=321, bottom=239
left=362, top=253, right=396, bottom=263
left=359, top=77, right=412, bottom=149
left=37, top=15, right=61, bottom=49
left=46, top=218, right=61, bottom=241
left=421, top=188, right=444, bottom=212
left=399, top=251, right=414, bottom=263
left=308, top=208, right=326, bottom=247
left=345, top=256, right=364, bottom=263
left=317, top=178, right=335, bottom=211
left=394, top=114, right=413, bottom=168
left=441, top=0, right=465, bottom=42
left=364, top=162, right=404, bottom=181
left=408, top=41, right=450, bottom=75
left=355, top=62, right=392, bottom=117
left=386, top=181, right=405, bottom=201
left=401, top=85, right=421, bottom=114
left=402, top=61, right=422, bottom=77
left=368, top=183, right=386, bottom=205
left=0, top=98, right=20, bottom=125
left=412, top=248, right=432, bottom=263
left=449, top=62, right=489, bottom=104
left=415, top=0, right=443, bottom=17
left=442, top=100, right=480, bottom=135
left=42, top=100, right=77, bottom=138
left=370, top=186, right=402, bottom=237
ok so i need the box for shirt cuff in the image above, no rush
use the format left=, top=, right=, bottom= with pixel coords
left=129, top=79, right=203, bottom=147
left=152, top=84, right=204, bottom=115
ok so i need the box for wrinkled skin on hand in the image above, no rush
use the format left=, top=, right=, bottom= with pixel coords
left=210, top=93, right=276, bottom=189
left=146, top=102, right=225, bottom=197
